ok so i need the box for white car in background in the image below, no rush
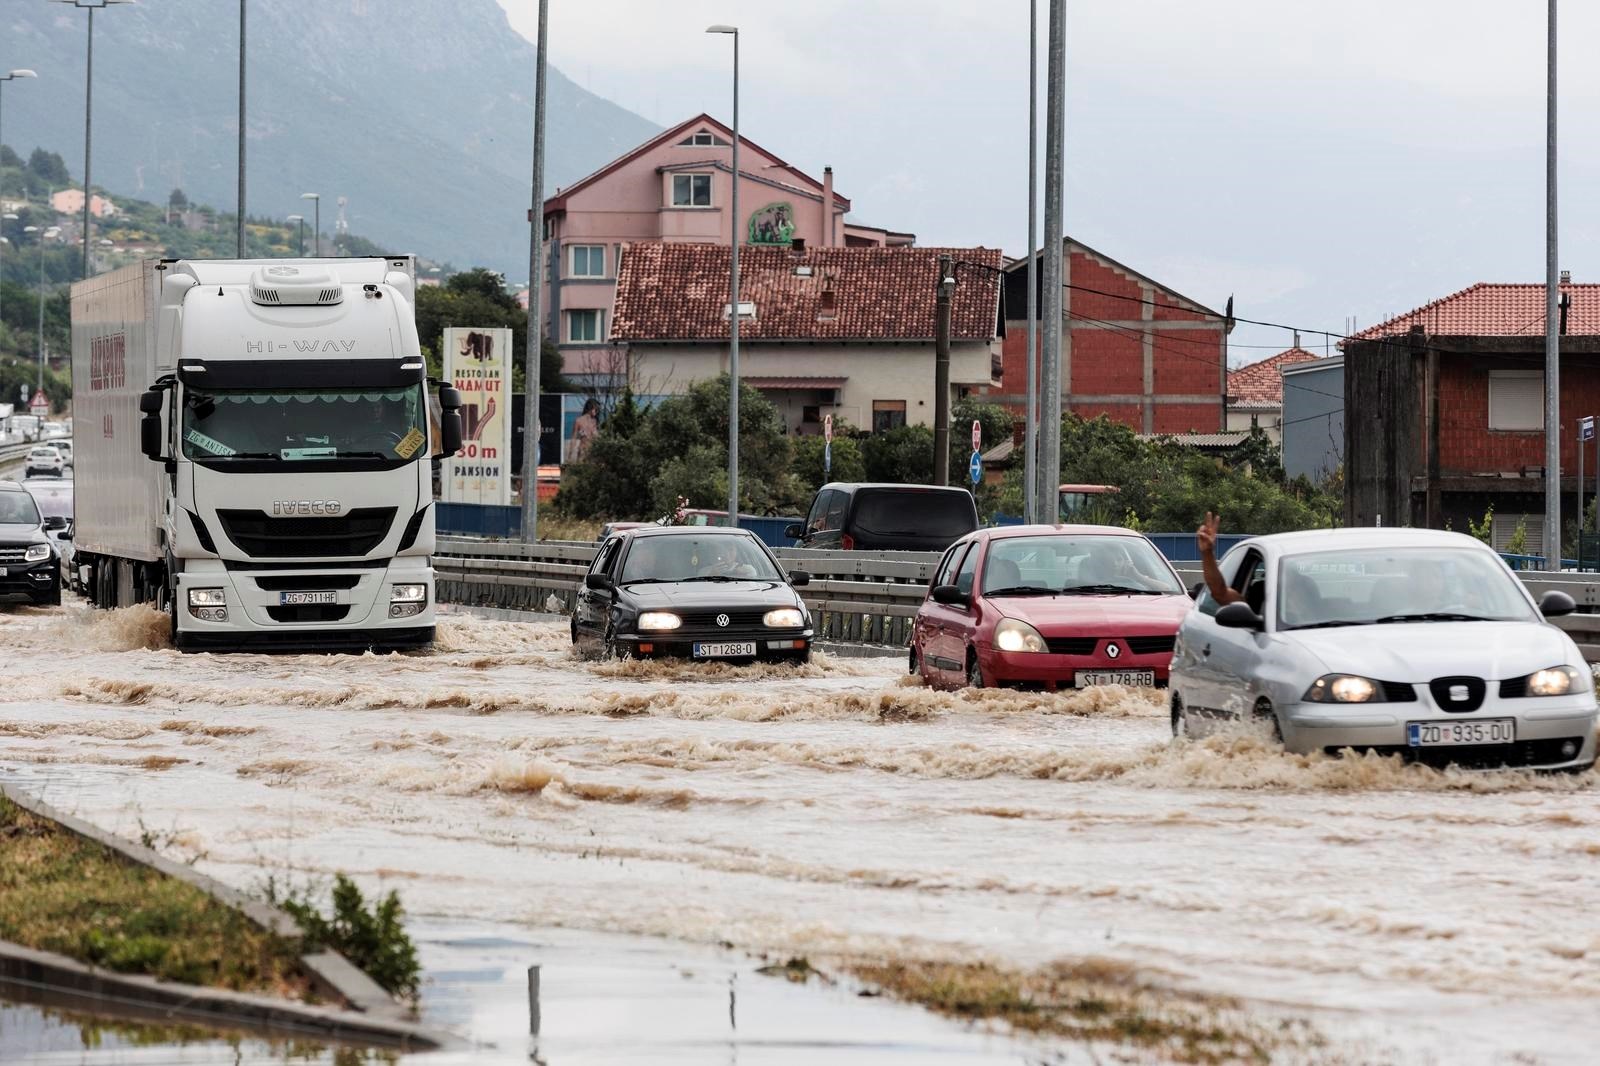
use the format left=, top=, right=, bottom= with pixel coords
left=45, top=439, right=72, bottom=468
left=1171, top=528, right=1597, bottom=771
left=23, top=446, right=63, bottom=478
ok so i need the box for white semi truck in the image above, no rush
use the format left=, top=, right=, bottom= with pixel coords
left=71, top=257, right=462, bottom=651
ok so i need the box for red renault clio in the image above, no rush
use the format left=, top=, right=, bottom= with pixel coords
left=912, top=525, right=1193, bottom=690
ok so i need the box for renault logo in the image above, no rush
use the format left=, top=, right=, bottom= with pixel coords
left=1106, top=641, right=1121, bottom=659
left=716, top=614, right=730, bottom=627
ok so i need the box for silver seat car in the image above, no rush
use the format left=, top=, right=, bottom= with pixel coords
left=1171, top=528, right=1597, bottom=771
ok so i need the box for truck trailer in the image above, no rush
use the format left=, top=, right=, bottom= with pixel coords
left=71, top=257, right=462, bottom=651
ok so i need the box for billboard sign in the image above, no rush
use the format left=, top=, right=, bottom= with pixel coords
left=442, top=327, right=513, bottom=505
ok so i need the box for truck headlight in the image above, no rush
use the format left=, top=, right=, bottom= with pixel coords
left=391, top=583, right=427, bottom=603
left=1305, top=674, right=1382, bottom=703
left=23, top=544, right=50, bottom=563
left=188, top=587, right=226, bottom=606
left=1526, top=665, right=1585, bottom=696
left=637, top=611, right=682, bottom=631
left=994, top=618, right=1047, bottom=653
left=763, top=607, right=805, bottom=628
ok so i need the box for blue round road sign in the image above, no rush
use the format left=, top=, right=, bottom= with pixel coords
left=969, top=449, right=982, bottom=485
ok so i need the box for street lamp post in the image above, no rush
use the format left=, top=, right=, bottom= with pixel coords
left=0, top=71, right=37, bottom=333
left=53, top=1, right=129, bottom=280
left=519, top=0, right=549, bottom=543
left=706, top=23, right=740, bottom=527
left=300, top=192, right=320, bottom=256
left=23, top=225, right=59, bottom=396
left=287, top=214, right=304, bottom=256
left=236, top=0, right=246, bottom=258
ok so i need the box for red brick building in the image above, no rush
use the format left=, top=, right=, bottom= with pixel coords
left=996, top=239, right=1230, bottom=434
left=1344, top=280, right=1600, bottom=548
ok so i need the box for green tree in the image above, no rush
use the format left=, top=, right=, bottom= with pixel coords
left=27, top=148, right=70, bottom=187
left=861, top=424, right=935, bottom=484
left=414, top=268, right=569, bottom=396
left=791, top=430, right=866, bottom=495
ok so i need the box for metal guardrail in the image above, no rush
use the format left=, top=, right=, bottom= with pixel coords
left=0, top=441, right=33, bottom=474
left=434, top=537, right=1600, bottom=654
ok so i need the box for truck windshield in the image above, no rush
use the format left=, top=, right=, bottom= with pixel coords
left=181, top=386, right=428, bottom=463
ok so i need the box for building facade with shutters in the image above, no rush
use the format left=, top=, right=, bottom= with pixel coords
left=609, top=243, right=1003, bottom=436
left=537, top=114, right=913, bottom=389
left=1344, top=280, right=1600, bottom=549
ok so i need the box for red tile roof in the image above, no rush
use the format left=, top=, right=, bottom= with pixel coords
left=611, top=243, right=1003, bottom=343
left=1226, top=348, right=1320, bottom=409
left=1350, top=282, right=1600, bottom=340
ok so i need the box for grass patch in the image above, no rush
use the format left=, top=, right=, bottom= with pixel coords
left=534, top=515, right=603, bottom=543
left=269, top=874, right=421, bottom=1005
left=846, top=958, right=1296, bottom=1064
left=0, top=797, right=309, bottom=998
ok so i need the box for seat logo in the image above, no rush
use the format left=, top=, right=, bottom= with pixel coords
left=271, top=501, right=342, bottom=516
left=716, top=614, right=730, bottom=627
left=1106, top=641, right=1121, bottom=659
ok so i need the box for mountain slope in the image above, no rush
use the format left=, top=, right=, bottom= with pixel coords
left=0, top=0, right=658, bottom=276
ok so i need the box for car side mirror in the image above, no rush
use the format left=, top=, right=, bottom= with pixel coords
left=788, top=570, right=811, bottom=587
left=585, top=572, right=613, bottom=592
left=42, top=515, right=68, bottom=532
left=931, top=583, right=968, bottom=606
left=784, top=522, right=804, bottom=539
left=1215, top=601, right=1265, bottom=630
left=1189, top=581, right=1205, bottom=600
left=1539, top=589, right=1577, bottom=617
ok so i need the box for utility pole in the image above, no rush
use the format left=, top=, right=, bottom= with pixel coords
left=1544, top=0, right=1560, bottom=570
left=519, top=0, right=549, bottom=543
left=1037, top=0, right=1066, bottom=513
left=1024, top=0, right=1039, bottom=523
left=236, top=0, right=246, bottom=258
left=707, top=24, right=741, bottom=526
left=932, top=253, right=954, bottom=485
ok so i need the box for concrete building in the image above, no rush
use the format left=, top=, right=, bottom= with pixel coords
left=540, top=114, right=913, bottom=387
left=1343, top=280, right=1600, bottom=549
left=49, top=189, right=117, bottom=218
left=1281, top=355, right=1344, bottom=483
left=1225, top=346, right=1319, bottom=442
left=996, top=239, right=1230, bottom=434
left=609, top=242, right=1003, bottom=436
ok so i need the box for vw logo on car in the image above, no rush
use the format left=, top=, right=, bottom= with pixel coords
left=716, top=614, right=730, bottom=627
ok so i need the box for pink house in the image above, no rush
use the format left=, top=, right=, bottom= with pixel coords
left=540, top=114, right=913, bottom=386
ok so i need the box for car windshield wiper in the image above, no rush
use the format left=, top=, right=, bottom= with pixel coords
left=1060, top=583, right=1166, bottom=595
left=678, top=574, right=771, bottom=582
left=1373, top=612, right=1493, bottom=623
left=983, top=585, right=1058, bottom=597
left=617, top=577, right=672, bottom=585
left=211, top=451, right=283, bottom=460
left=1286, top=619, right=1373, bottom=630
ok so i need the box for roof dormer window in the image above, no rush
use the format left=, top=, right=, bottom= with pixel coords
left=678, top=130, right=728, bottom=147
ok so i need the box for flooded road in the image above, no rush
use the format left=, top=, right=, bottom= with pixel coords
left=2, top=603, right=1598, bottom=1062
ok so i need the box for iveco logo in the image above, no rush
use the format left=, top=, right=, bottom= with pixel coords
left=1105, top=642, right=1121, bottom=659
left=716, top=614, right=730, bottom=627
left=271, top=501, right=343, bottom=516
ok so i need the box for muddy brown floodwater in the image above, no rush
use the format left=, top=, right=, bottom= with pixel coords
left=2, top=603, right=1598, bottom=1064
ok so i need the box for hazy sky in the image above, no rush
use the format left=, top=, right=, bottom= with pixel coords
left=496, top=1, right=1596, bottom=361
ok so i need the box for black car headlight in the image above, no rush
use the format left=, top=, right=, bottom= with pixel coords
left=23, top=544, right=51, bottom=564
left=1304, top=674, right=1385, bottom=703
left=1525, top=665, right=1588, bottom=697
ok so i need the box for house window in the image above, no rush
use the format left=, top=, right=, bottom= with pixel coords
left=801, top=405, right=821, bottom=425
left=872, top=400, right=907, bottom=433
left=1488, top=370, right=1543, bottom=431
left=568, top=245, right=604, bottom=278
left=672, top=173, right=712, bottom=207
left=677, top=131, right=727, bottom=147
left=566, top=309, right=605, bottom=343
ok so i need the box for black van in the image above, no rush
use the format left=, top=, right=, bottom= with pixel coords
left=786, top=483, right=979, bottom=552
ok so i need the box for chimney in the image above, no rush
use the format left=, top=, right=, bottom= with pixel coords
left=1561, top=269, right=1572, bottom=284
left=821, top=166, right=834, bottom=247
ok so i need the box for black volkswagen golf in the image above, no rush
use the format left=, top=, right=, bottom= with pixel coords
left=573, top=527, right=814, bottom=662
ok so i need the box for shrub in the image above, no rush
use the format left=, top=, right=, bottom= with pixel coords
left=273, top=874, right=420, bottom=1003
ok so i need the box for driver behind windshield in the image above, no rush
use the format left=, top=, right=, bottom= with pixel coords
left=698, top=539, right=758, bottom=579
left=1080, top=541, right=1168, bottom=591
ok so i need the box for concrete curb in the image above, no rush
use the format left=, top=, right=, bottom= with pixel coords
left=0, top=783, right=459, bottom=1049
left=0, top=940, right=462, bottom=1050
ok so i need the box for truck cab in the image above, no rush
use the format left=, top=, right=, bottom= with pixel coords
left=74, top=257, right=462, bottom=651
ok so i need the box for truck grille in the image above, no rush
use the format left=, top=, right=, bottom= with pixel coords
left=1043, top=635, right=1176, bottom=657
left=266, top=604, right=352, bottom=623
left=216, top=508, right=395, bottom=558
left=0, top=547, right=29, bottom=564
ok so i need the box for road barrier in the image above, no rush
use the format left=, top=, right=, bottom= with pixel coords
left=435, top=536, right=1600, bottom=655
